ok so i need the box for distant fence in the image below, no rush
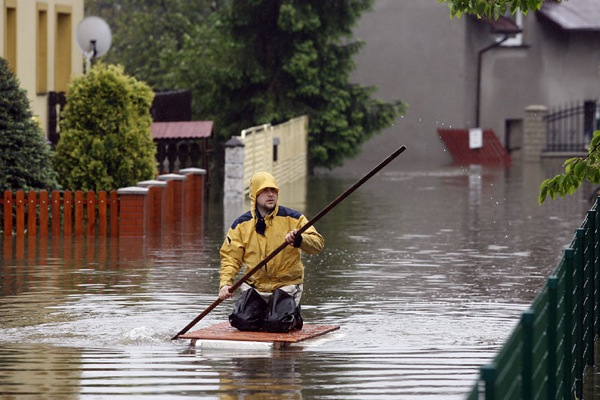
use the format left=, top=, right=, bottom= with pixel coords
left=223, top=115, right=308, bottom=202
left=545, top=100, right=599, bottom=153
left=466, top=197, right=600, bottom=400
left=0, top=168, right=206, bottom=238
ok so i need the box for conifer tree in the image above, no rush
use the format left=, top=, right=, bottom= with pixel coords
left=0, top=57, right=60, bottom=191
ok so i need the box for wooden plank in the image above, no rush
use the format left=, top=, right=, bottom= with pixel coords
left=16, top=190, right=24, bottom=238
left=98, top=191, right=107, bottom=236
left=51, top=191, right=61, bottom=237
left=64, top=191, right=72, bottom=237
left=179, top=322, right=340, bottom=345
left=4, top=191, right=13, bottom=237
left=110, top=191, right=118, bottom=237
left=87, top=191, right=95, bottom=237
left=27, top=191, right=37, bottom=237
left=75, top=190, right=84, bottom=237
left=39, top=191, right=48, bottom=237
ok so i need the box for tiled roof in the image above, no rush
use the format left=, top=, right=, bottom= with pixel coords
left=151, top=121, right=213, bottom=140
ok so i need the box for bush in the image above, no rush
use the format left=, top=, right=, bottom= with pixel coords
left=54, top=63, right=157, bottom=191
left=0, top=57, right=60, bottom=191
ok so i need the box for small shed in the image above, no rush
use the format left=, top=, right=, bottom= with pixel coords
left=151, top=121, right=214, bottom=174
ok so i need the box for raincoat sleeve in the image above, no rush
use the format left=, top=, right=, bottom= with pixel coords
left=219, top=227, right=245, bottom=288
left=296, top=215, right=324, bottom=255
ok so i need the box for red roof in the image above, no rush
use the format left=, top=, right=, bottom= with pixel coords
left=151, top=121, right=213, bottom=140
left=437, top=128, right=511, bottom=166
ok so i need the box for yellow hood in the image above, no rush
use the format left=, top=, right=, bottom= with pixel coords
left=249, top=172, right=279, bottom=218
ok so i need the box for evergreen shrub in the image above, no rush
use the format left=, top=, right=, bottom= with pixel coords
left=54, top=63, right=157, bottom=191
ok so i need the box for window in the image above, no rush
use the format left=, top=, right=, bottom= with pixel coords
left=55, top=6, right=72, bottom=93
left=501, top=12, right=523, bottom=47
left=4, top=0, right=17, bottom=72
left=37, top=3, right=48, bottom=94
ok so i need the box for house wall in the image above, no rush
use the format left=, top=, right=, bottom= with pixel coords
left=480, top=13, right=600, bottom=151
left=347, top=0, right=600, bottom=169
left=0, top=0, right=84, bottom=137
left=348, top=0, right=463, bottom=168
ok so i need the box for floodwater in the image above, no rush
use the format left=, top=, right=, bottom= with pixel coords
left=0, top=158, right=591, bottom=399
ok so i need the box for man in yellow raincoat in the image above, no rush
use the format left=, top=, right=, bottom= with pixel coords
left=218, top=171, right=324, bottom=332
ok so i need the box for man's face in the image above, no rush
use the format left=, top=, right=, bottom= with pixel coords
left=256, top=187, right=278, bottom=214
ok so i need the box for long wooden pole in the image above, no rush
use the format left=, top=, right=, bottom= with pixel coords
left=171, top=145, right=407, bottom=340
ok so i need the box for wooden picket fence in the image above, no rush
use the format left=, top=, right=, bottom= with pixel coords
left=2, top=190, right=119, bottom=238
left=1, top=169, right=206, bottom=239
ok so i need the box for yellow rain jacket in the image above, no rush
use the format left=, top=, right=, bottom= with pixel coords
left=219, top=172, right=324, bottom=293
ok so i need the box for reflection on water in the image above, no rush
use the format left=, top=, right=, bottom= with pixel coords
left=0, top=161, right=590, bottom=399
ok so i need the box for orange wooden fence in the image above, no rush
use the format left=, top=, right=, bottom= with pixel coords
left=2, top=190, right=119, bottom=238
left=0, top=168, right=206, bottom=238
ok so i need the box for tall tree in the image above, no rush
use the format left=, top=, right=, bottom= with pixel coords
left=177, top=0, right=406, bottom=170
left=0, top=57, right=60, bottom=192
left=85, top=0, right=217, bottom=89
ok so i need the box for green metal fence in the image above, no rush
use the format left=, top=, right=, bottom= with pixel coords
left=466, top=198, right=600, bottom=400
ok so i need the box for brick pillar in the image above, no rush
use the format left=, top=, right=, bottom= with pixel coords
left=179, top=168, right=206, bottom=218
left=117, top=187, right=149, bottom=237
left=157, top=173, right=186, bottom=224
left=137, top=180, right=167, bottom=232
left=523, top=105, right=548, bottom=163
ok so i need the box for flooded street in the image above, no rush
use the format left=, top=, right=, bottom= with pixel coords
left=0, top=159, right=590, bottom=399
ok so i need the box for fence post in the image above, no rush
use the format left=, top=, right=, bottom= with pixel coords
left=137, top=180, right=167, bottom=233
left=584, top=210, right=597, bottom=399
left=117, top=187, right=149, bottom=237
left=564, top=247, right=575, bottom=397
left=547, top=276, right=558, bottom=399
left=595, top=198, right=600, bottom=368
left=179, top=167, right=206, bottom=219
left=157, top=173, right=186, bottom=225
left=522, top=310, right=534, bottom=400
left=585, top=213, right=596, bottom=342
left=575, top=228, right=585, bottom=399
left=523, top=105, right=548, bottom=163
left=480, top=363, right=496, bottom=400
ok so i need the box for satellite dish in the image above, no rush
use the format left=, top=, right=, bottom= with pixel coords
left=76, top=16, right=112, bottom=59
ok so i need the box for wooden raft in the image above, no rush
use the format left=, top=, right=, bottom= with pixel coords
left=179, top=322, right=340, bottom=349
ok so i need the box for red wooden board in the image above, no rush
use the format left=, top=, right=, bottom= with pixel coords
left=178, top=322, right=340, bottom=344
